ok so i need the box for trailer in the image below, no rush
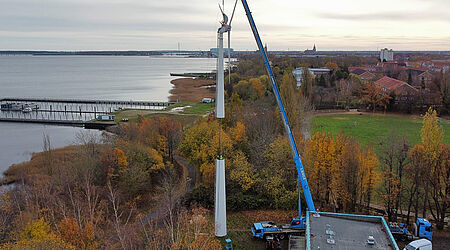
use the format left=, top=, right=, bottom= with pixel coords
left=251, top=220, right=305, bottom=240
left=389, top=218, right=433, bottom=242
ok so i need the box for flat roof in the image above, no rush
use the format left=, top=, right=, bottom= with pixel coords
left=306, top=212, right=399, bottom=250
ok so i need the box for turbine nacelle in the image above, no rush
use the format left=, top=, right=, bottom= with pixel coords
left=218, top=1, right=237, bottom=34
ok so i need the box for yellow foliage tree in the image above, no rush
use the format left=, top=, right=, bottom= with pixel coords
left=325, top=61, right=338, bottom=71
left=421, top=107, right=444, bottom=167
left=58, top=218, right=97, bottom=250
left=358, top=145, right=380, bottom=209
left=114, top=148, right=128, bottom=173
left=249, top=78, right=264, bottom=98
left=229, top=151, right=256, bottom=191
left=1, top=218, right=75, bottom=250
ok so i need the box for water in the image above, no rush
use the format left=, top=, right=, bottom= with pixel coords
left=0, top=56, right=217, bottom=174
left=0, top=55, right=216, bottom=101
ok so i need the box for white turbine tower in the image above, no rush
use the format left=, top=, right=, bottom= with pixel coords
left=215, top=0, right=237, bottom=238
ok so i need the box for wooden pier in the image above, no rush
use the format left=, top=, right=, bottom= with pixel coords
left=0, top=97, right=176, bottom=107
left=0, top=97, right=176, bottom=129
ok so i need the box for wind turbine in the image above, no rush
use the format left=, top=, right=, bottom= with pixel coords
left=215, top=0, right=237, bottom=238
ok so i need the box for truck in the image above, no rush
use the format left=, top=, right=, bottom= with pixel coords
left=388, top=218, right=433, bottom=242
left=251, top=219, right=306, bottom=240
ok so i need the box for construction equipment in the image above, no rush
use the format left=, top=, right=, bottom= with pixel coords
left=238, top=0, right=315, bottom=239
left=388, top=218, right=433, bottom=242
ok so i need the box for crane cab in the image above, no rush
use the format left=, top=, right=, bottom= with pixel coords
left=290, top=217, right=306, bottom=230
left=415, top=218, right=433, bottom=241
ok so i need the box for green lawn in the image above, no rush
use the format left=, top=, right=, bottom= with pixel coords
left=311, top=113, right=450, bottom=147
left=179, top=102, right=215, bottom=115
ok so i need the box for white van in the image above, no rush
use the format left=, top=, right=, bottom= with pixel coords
left=404, top=239, right=432, bottom=250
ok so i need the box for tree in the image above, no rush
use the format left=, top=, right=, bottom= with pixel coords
left=358, top=145, right=380, bottom=211
left=406, top=144, right=427, bottom=225
left=331, top=133, right=361, bottom=212
left=279, top=70, right=301, bottom=130
left=378, top=132, right=410, bottom=221
left=300, top=68, right=313, bottom=99
left=360, top=83, right=391, bottom=112
left=325, top=61, right=338, bottom=71
left=157, top=117, right=182, bottom=162
left=263, top=136, right=298, bottom=209
left=58, top=218, right=97, bottom=250
left=428, top=144, right=450, bottom=230
left=305, top=132, right=336, bottom=208
left=420, top=107, right=444, bottom=218
left=440, top=71, right=450, bottom=112
left=171, top=207, right=221, bottom=250
left=2, top=218, right=74, bottom=249
left=249, top=78, right=265, bottom=99
left=233, top=80, right=257, bottom=100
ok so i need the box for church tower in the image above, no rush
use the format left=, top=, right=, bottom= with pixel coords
left=313, top=44, right=316, bottom=52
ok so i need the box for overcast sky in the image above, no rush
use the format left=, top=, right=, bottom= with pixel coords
left=1, top=0, right=449, bottom=51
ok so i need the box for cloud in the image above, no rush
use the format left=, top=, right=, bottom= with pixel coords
left=315, top=11, right=450, bottom=22
left=0, top=0, right=448, bottom=50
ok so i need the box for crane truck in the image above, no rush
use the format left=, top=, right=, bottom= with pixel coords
left=388, top=218, right=433, bottom=242
left=239, top=0, right=316, bottom=240
left=240, top=0, right=434, bottom=243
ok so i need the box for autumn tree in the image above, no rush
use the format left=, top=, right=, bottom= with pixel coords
left=330, top=133, right=361, bottom=212
left=325, top=61, right=338, bottom=71
left=358, top=145, right=380, bottom=211
left=279, top=70, right=301, bottom=130
left=378, top=132, right=410, bottom=221
left=420, top=107, right=444, bottom=218
left=420, top=107, right=447, bottom=229
left=233, top=80, right=257, bottom=101
left=171, top=207, right=221, bottom=250
left=360, top=83, right=391, bottom=112
left=406, top=144, right=427, bottom=225
left=157, top=117, right=181, bottom=162
left=304, top=132, right=336, bottom=208
left=300, top=68, right=313, bottom=99
left=428, top=144, right=450, bottom=230
left=263, top=136, right=298, bottom=209
left=1, top=218, right=74, bottom=249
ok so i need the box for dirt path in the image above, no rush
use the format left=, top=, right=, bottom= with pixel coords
left=140, top=155, right=197, bottom=225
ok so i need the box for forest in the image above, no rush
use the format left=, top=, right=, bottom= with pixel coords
left=0, top=55, right=448, bottom=249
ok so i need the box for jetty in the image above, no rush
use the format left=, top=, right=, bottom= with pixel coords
left=0, top=98, right=177, bottom=129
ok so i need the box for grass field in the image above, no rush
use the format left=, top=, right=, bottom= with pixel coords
left=311, top=113, right=450, bottom=147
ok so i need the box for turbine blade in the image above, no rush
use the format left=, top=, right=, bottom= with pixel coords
left=229, top=0, right=238, bottom=25
left=228, top=31, right=231, bottom=86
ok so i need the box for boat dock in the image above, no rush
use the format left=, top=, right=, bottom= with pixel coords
left=0, top=98, right=176, bottom=129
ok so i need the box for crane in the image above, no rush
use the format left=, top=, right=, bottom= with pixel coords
left=239, top=0, right=316, bottom=239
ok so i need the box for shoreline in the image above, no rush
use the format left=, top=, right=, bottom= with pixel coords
left=169, top=77, right=215, bottom=102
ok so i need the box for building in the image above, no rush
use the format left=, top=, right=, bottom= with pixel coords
left=306, top=211, right=398, bottom=250
left=375, top=76, right=418, bottom=109
left=407, top=60, right=450, bottom=73
left=348, top=65, right=376, bottom=73
left=380, top=48, right=394, bottom=62
left=358, top=71, right=376, bottom=81
left=209, top=48, right=234, bottom=56
left=304, top=44, right=317, bottom=54
left=292, top=67, right=331, bottom=88
left=375, top=76, right=416, bottom=93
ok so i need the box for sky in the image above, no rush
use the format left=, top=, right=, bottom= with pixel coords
left=0, top=0, right=449, bottom=51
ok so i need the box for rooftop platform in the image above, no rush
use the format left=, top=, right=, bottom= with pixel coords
left=306, top=211, right=399, bottom=250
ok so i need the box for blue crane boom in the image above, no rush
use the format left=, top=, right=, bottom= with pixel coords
left=240, top=0, right=316, bottom=214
